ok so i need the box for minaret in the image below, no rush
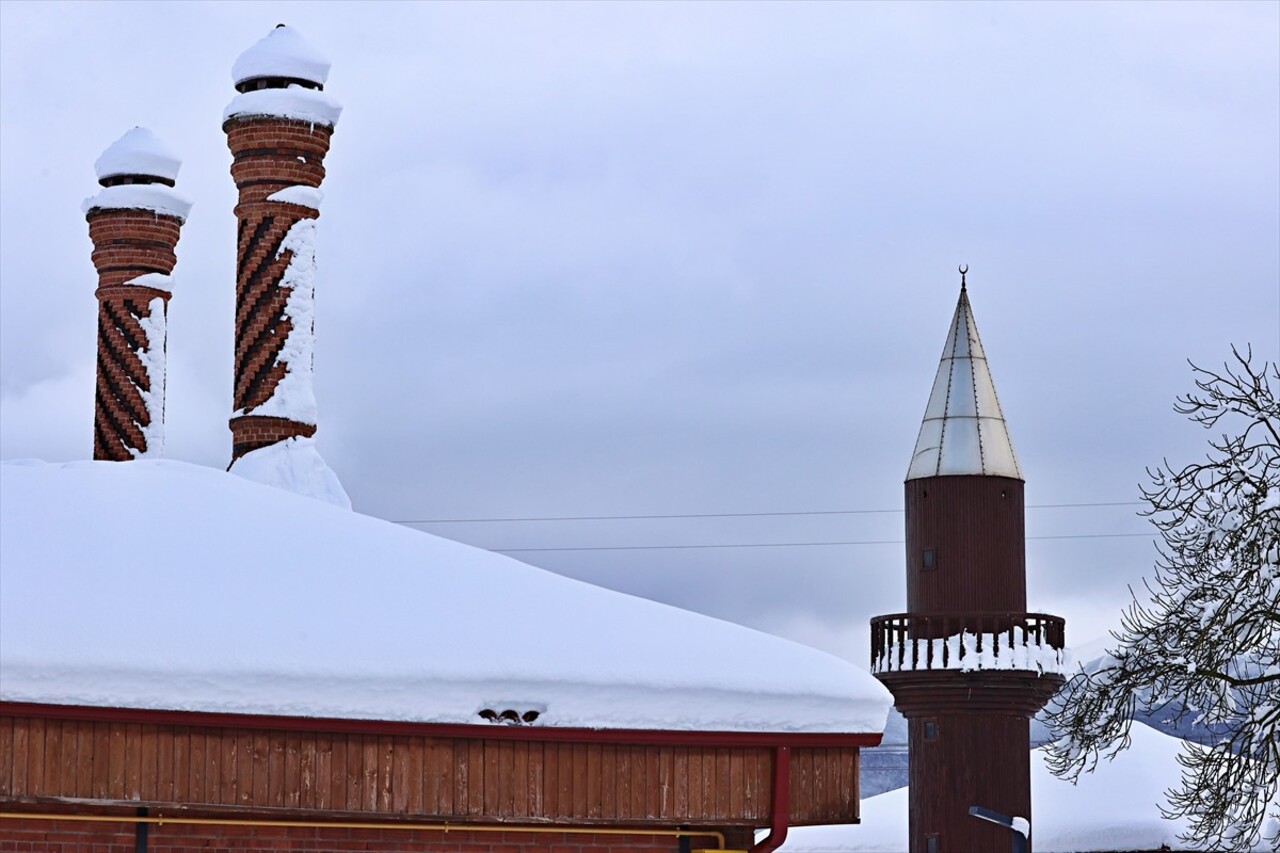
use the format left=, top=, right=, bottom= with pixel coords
left=870, top=270, right=1066, bottom=853
left=85, top=128, right=191, bottom=461
left=223, top=25, right=342, bottom=463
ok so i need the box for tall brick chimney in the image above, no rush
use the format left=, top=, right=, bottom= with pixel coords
left=85, top=128, right=192, bottom=461
left=223, top=25, right=342, bottom=464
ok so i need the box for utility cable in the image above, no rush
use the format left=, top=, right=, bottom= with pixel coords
left=392, top=501, right=1143, bottom=526
left=486, top=532, right=1153, bottom=554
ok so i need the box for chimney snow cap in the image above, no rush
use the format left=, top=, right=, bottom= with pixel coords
left=82, top=184, right=193, bottom=222
left=233, top=25, right=331, bottom=88
left=94, top=127, right=181, bottom=185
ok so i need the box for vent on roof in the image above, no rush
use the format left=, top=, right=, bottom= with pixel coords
left=478, top=706, right=543, bottom=725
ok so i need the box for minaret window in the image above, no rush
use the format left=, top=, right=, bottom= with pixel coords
left=926, top=834, right=939, bottom=853
left=923, top=719, right=938, bottom=741
left=922, top=549, right=936, bottom=570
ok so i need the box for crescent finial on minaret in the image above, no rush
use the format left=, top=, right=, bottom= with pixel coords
left=959, top=264, right=969, bottom=289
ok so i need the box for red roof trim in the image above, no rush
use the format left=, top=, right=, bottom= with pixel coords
left=0, top=702, right=881, bottom=748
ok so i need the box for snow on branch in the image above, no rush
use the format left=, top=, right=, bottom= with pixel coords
left=1045, top=346, right=1280, bottom=853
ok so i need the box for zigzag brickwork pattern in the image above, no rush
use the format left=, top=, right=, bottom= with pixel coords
left=87, top=209, right=182, bottom=461
left=225, top=117, right=333, bottom=462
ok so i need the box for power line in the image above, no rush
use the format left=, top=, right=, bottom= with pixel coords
left=489, top=532, right=1153, bottom=554
left=392, top=501, right=1144, bottom=526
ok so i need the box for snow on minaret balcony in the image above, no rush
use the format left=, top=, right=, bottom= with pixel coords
left=906, top=279, right=1021, bottom=481
left=870, top=612, right=1068, bottom=676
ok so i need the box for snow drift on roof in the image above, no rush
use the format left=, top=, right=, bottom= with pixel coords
left=230, top=436, right=350, bottom=509
left=94, top=127, right=181, bottom=183
left=0, top=460, right=892, bottom=734
left=776, top=722, right=1280, bottom=852
left=906, top=287, right=1021, bottom=481
left=233, top=25, right=331, bottom=87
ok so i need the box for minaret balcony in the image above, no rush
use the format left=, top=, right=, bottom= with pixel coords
left=870, top=612, right=1067, bottom=676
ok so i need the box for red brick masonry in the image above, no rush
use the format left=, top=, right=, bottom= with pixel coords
left=225, top=117, right=333, bottom=463
left=88, top=209, right=182, bottom=461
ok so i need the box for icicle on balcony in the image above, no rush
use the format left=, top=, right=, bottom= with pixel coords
left=870, top=612, right=1068, bottom=676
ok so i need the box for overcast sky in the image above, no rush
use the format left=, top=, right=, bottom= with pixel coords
left=2, top=0, right=1277, bottom=668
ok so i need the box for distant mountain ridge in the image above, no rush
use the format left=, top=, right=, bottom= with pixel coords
left=859, top=638, right=1220, bottom=798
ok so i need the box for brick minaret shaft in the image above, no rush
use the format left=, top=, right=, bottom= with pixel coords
left=224, top=99, right=332, bottom=462
left=89, top=181, right=183, bottom=461
left=895, top=474, right=1051, bottom=853
left=874, top=279, right=1064, bottom=853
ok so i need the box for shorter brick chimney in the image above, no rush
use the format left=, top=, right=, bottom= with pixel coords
left=84, top=128, right=192, bottom=461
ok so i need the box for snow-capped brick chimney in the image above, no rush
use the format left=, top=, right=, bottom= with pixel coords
left=84, top=128, right=192, bottom=461
left=223, top=24, right=342, bottom=464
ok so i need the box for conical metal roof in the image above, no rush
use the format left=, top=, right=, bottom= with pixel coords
left=906, top=279, right=1021, bottom=481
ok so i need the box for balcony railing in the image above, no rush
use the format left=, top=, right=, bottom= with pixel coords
left=870, top=612, right=1067, bottom=676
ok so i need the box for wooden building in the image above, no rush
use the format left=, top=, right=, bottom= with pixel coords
left=0, top=700, right=877, bottom=851
left=0, top=453, right=887, bottom=853
left=869, top=272, right=1067, bottom=853
left=0, top=29, right=891, bottom=852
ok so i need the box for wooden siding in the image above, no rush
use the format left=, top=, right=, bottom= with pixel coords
left=908, top=712, right=1032, bottom=853
left=0, top=715, right=858, bottom=826
left=905, top=475, right=1027, bottom=615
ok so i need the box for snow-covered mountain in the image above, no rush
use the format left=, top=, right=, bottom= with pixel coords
left=858, top=638, right=1227, bottom=798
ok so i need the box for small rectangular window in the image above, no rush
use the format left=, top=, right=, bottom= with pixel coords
left=926, top=835, right=939, bottom=853
left=922, top=549, right=936, bottom=570
left=924, top=720, right=938, bottom=741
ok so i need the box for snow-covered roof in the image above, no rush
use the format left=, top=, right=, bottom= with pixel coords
left=0, top=459, right=892, bottom=735
left=906, top=285, right=1021, bottom=481
left=94, top=127, right=181, bottom=183
left=232, top=25, right=331, bottom=87
left=777, top=722, right=1280, bottom=852
left=231, top=436, right=350, bottom=510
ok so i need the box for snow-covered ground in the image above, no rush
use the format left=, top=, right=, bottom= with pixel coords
left=0, top=458, right=892, bottom=734
left=780, top=721, right=1280, bottom=852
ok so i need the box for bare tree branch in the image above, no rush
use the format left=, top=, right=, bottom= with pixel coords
left=1044, top=347, right=1280, bottom=853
